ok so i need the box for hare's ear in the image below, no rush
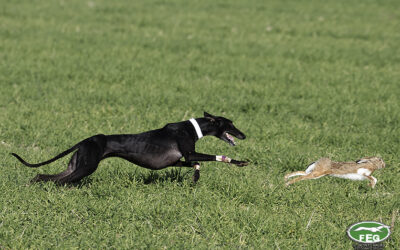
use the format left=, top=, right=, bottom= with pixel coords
left=356, top=159, right=368, bottom=164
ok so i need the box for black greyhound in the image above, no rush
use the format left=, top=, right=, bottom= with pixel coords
left=11, top=112, right=248, bottom=184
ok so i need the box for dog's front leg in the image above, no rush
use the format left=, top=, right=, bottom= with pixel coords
left=193, top=162, right=200, bottom=183
left=185, top=152, right=248, bottom=167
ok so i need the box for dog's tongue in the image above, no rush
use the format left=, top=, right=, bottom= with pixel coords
left=226, top=133, right=235, bottom=144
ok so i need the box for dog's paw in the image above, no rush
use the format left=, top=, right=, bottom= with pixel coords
left=231, top=160, right=249, bottom=167
left=238, top=161, right=249, bottom=167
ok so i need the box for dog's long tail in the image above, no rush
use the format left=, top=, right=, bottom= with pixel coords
left=11, top=140, right=84, bottom=168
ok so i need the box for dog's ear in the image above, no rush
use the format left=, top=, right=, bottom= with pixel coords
left=204, top=112, right=216, bottom=121
left=204, top=112, right=216, bottom=118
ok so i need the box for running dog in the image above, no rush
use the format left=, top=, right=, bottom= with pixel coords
left=11, top=112, right=248, bottom=184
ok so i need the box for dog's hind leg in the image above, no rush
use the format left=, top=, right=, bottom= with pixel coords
left=56, top=140, right=104, bottom=184
left=31, top=152, right=77, bottom=183
left=31, top=135, right=106, bottom=185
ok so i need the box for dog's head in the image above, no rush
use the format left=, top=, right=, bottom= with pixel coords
left=203, top=112, right=246, bottom=146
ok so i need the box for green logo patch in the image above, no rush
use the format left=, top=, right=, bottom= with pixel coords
left=347, top=221, right=391, bottom=244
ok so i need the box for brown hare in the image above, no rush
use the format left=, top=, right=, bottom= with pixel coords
left=285, top=157, right=385, bottom=188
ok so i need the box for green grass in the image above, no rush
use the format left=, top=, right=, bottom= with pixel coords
left=1, top=0, right=400, bottom=248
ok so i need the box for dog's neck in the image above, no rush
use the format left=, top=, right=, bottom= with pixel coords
left=190, top=118, right=218, bottom=139
left=189, top=118, right=203, bottom=139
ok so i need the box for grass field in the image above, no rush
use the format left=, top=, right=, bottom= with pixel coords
left=1, top=0, right=400, bottom=248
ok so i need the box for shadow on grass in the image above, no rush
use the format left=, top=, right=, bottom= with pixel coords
left=132, top=168, right=193, bottom=185
left=27, top=177, right=94, bottom=189
left=27, top=168, right=194, bottom=189
left=78, top=168, right=193, bottom=187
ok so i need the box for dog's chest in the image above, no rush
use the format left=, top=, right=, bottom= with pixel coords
left=330, top=168, right=371, bottom=181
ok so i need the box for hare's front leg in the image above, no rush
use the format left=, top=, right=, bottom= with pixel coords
left=365, top=175, right=377, bottom=188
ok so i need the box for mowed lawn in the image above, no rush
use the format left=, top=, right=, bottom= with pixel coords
left=1, top=0, right=399, bottom=248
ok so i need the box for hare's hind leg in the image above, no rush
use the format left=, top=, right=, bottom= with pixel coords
left=285, top=171, right=330, bottom=187
left=284, top=171, right=306, bottom=181
left=305, top=162, right=317, bottom=173
left=284, top=161, right=318, bottom=182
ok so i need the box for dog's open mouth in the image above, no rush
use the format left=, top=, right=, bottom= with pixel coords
left=225, top=132, right=236, bottom=146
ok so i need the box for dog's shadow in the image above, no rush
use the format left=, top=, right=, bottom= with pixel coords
left=80, top=168, right=193, bottom=188
left=131, top=168, right=192, bottom=184
left=29, top=169, right=193, bottom=188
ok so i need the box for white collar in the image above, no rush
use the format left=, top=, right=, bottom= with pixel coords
left=189, top=118, right=203, bottom=139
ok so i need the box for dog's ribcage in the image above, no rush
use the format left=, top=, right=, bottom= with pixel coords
left=104, top=133, right=182, bottom=169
